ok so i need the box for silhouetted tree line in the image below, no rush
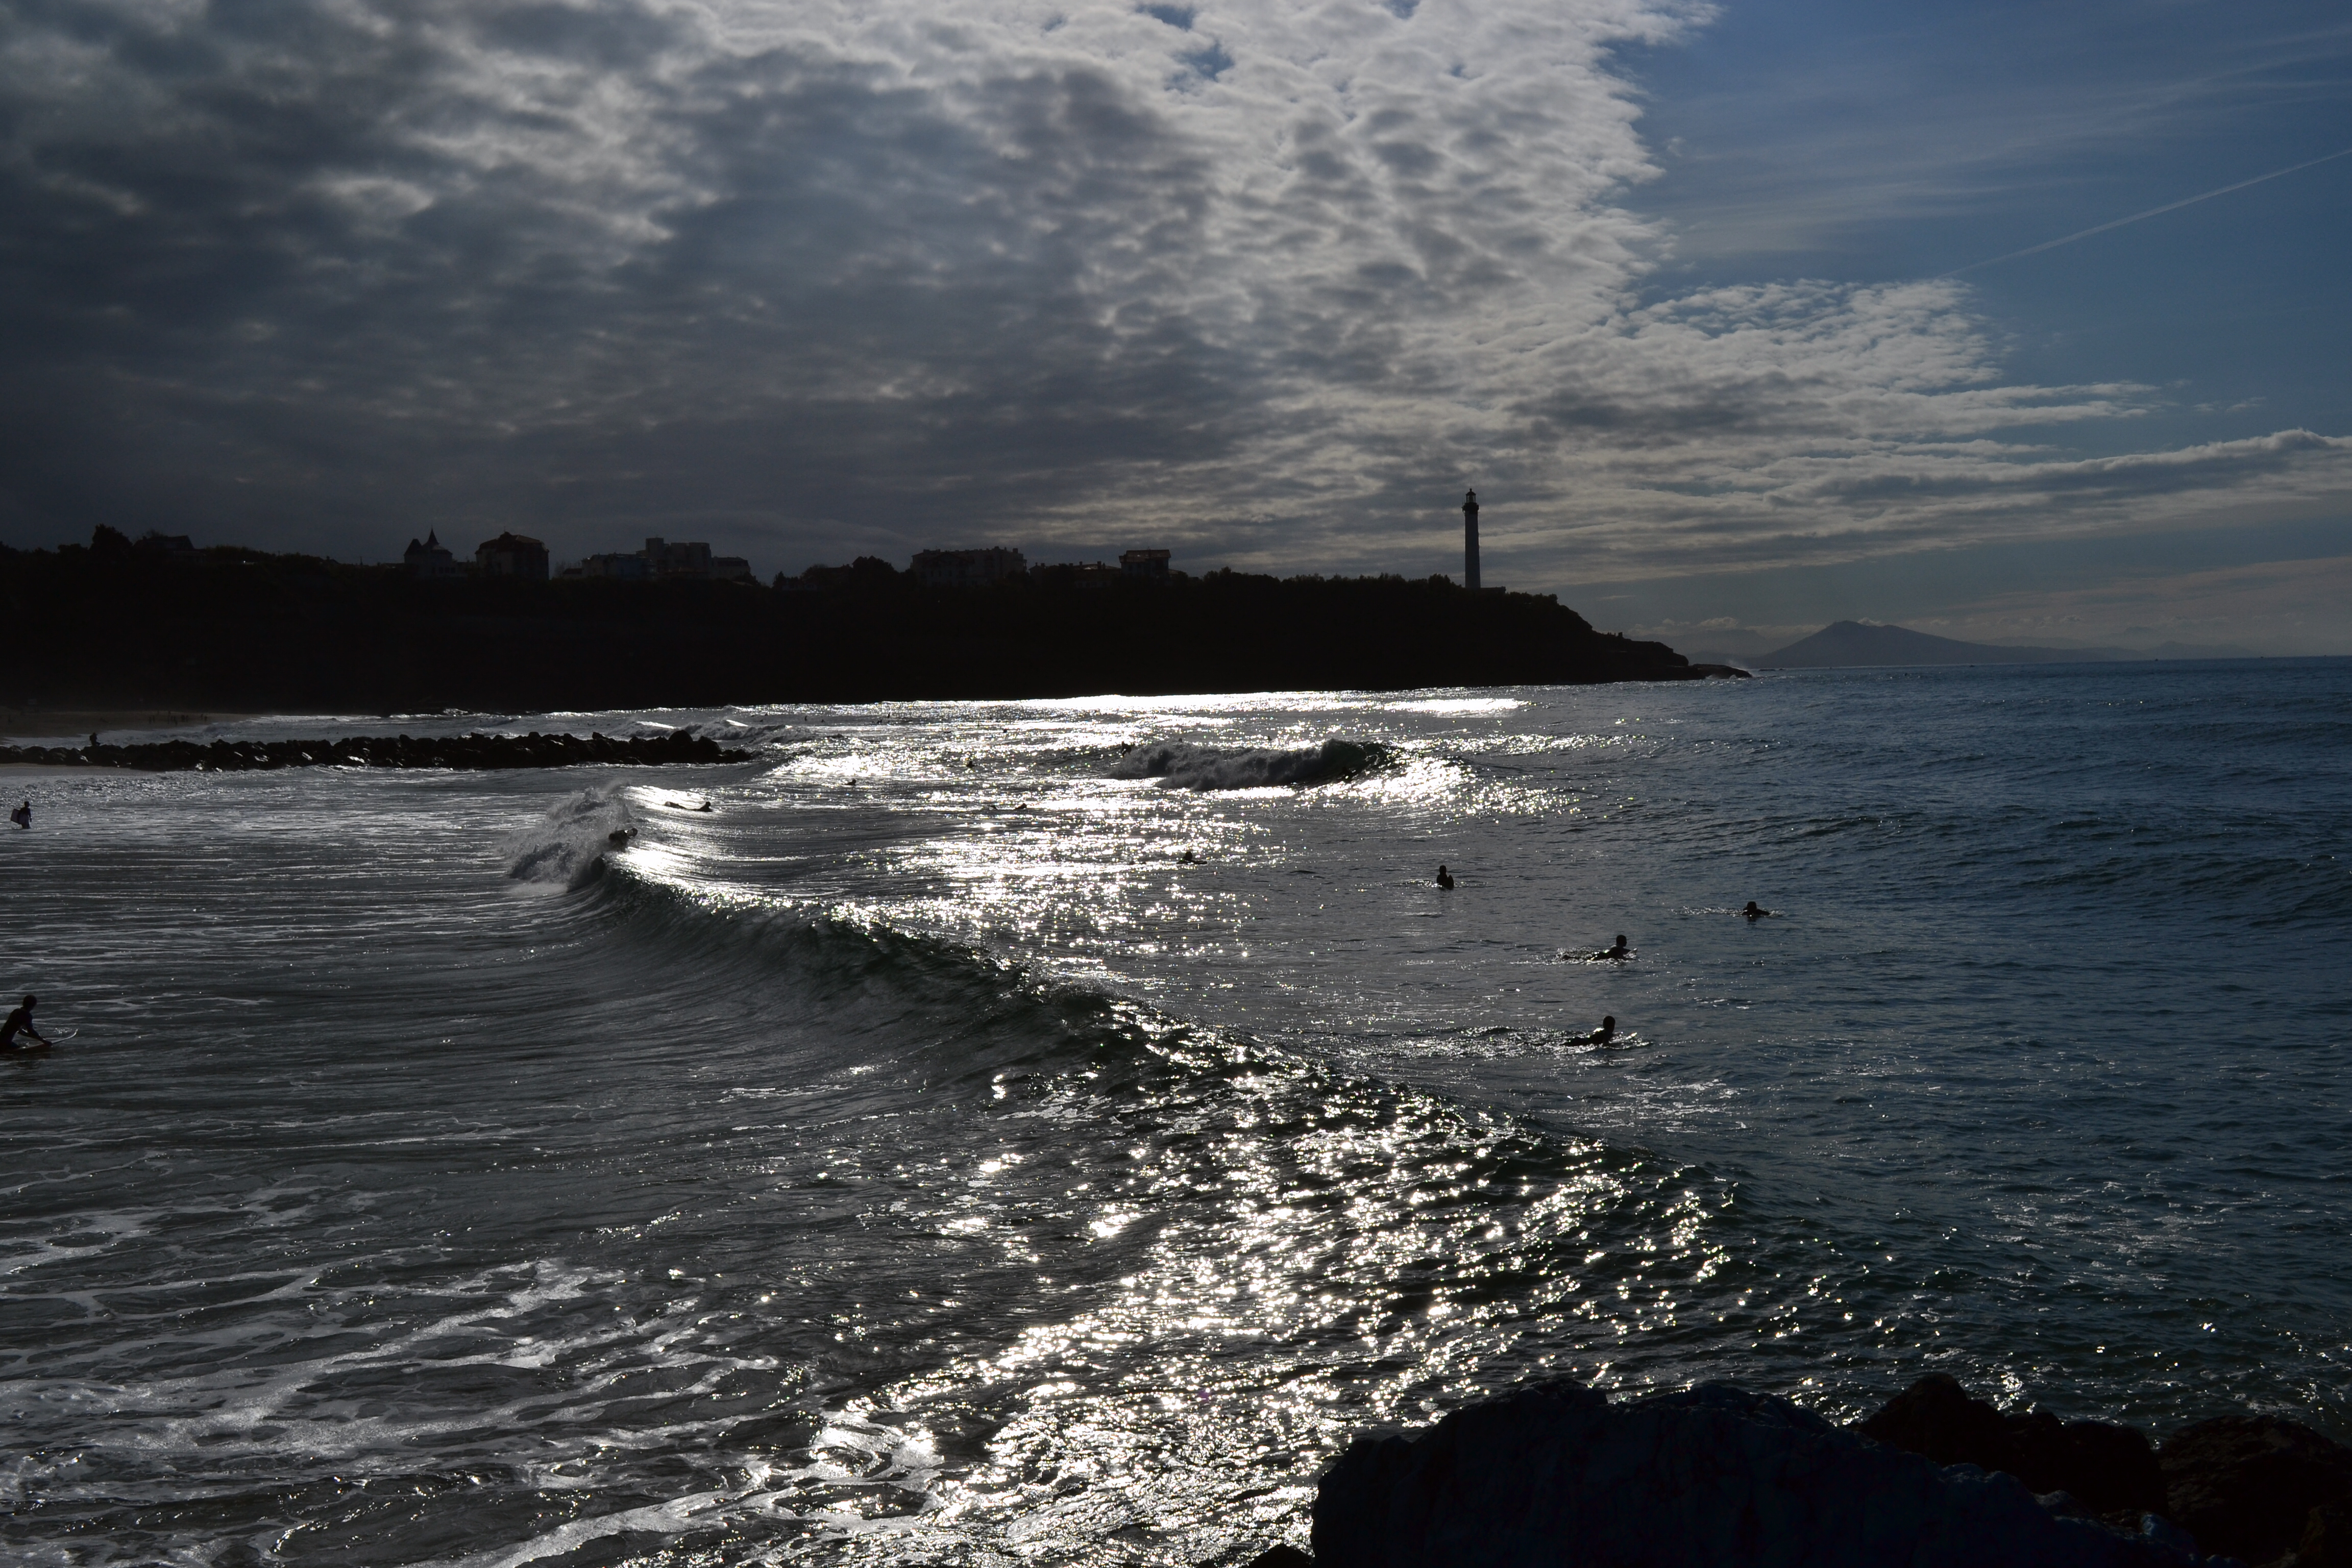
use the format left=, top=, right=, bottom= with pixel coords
left=2, top=530, right=1726, bottom=711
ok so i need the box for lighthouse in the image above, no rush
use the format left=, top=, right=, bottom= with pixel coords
left=1462, top=489, right=1481, bottom=592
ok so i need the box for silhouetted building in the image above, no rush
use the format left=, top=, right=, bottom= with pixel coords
left=403, top=530, right=464, bottom=580
left=1119, top=548, right=1171, bottom=580
left=913, top=547, right=1027, bottom=588
left=1462, top=489, right=1480, bottom=592
left=475, top=532, right=549, bottom=582
left=572, top=551, right=650, bottom=580
left=644, top=538, right=713, bottom=579
left=559, top=538, right=746, bottom=581
left=136, top=531, right=197, bottom=560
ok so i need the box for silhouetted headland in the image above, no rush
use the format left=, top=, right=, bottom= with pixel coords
left=3, top=532, right=1745, bottom=713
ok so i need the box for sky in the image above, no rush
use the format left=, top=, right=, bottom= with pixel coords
left=3, top=0, right=2348, bottom=653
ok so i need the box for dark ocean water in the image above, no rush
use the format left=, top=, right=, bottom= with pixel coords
left=3, top=660, right=2347, bottom=1565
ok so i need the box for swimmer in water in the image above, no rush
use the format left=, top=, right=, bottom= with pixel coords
left=1742, top=901, right=1772, bottom=920
left=1436, top=864, right=1455, bottom=890
left=1569, top=1014, right=1616, bottom=1047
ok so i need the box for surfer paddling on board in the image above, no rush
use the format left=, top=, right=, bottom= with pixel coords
left=1567, top=1015, right=1616, bottom=1048
left=1742, top=901, right=1773, bottom=920
left=1559, top=934, right=1632, bottom=962
left=1436, top=864, right=1455, bottom=890
left=9, top=799, right=28, bottom=829
left=2, top=995, right=52, bottom=1050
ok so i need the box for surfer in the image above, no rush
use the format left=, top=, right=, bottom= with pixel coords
left=1569, top=1014, right=1616, bottom=1047
left=1436, top=864, right=1455, bottom=889
left=1560, top=934, right=1631, bottom=961
left=9, top=799, right=28, bottom=829
left=1742, top=901, right=1772, bottom=920
left=2, top=995, right=51, bottom=1050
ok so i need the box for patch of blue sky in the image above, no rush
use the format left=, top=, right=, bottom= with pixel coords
left=1601, top=0, right=2352, bottom=634
left=1618, top=0, right=2352, bottom=441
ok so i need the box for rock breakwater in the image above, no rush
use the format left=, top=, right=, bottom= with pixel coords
left=0, top=729, right=753, bottom=771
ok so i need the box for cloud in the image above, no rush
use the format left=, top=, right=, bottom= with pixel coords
left=0, top=0, right=2344, bottom=582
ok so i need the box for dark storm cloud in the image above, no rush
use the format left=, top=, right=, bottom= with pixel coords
left=1, top=0, right=2343, bottom=580
left=0, top=0, right=1256, bottom=556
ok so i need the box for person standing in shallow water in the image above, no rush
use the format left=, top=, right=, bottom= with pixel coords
left=1435, top=864, right=1454, bottom=889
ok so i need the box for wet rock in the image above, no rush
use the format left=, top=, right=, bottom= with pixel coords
left=2302, top=1503, right=2352, bottom=1568
left=1859, top=1373, right=2168, bottom=1518
left=1239, top=1548, right=1313, bottom=1568
left=1312, top=1378, right=2215, bottom=1567
left=2159, top=1415, right=2352, bottom=1567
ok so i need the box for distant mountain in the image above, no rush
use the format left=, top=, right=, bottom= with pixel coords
left=1757, top=622, right=2123, bottom=668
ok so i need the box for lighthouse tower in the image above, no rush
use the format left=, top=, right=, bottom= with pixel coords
left=1462, top=489, right=1481, bottom=592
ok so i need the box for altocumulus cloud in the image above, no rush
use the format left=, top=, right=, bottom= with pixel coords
left=2, top=0, right=2345, bottom=575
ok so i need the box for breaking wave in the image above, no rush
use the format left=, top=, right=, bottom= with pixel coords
left=1111, top=738, right=1392, bottom=790
left=506, top=786, right=637, bottom=889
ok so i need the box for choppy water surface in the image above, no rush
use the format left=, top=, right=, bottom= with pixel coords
left=3, top=662, right=2347, bottom=1565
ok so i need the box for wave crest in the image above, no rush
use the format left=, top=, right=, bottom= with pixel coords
left=1112, top=738, right=1391, bottom=790
left=507, top=786, right=636, bottom=889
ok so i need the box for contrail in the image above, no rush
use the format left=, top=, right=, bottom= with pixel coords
left=1942, top=145, right=2352, bottom=278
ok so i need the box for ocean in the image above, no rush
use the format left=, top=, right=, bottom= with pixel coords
left=4, top=660, right=2347, bottom=1565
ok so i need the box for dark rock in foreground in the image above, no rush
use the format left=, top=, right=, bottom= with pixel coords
left=2160, top=1416, right=2352, bottom=1568
left=0, top=728, right=752, bottom=772
left=1860, top=1371, right=2169, bottom=1520
left=1241, top=1549, right=1314, bottom=1568
left=1311, top=1379, right=2213, bottom=1567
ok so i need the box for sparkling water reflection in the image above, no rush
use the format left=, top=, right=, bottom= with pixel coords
left=2, top=662, right=2347, bottom=1564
